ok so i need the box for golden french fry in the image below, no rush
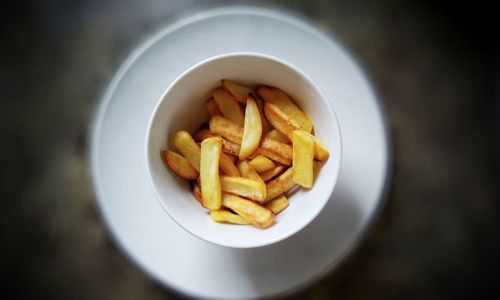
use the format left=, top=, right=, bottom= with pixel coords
left=210, top=116, right=292, bottom=164
left=292, top=130, right=314, bottom=188
left=240, top=96, right=262, bottom=160
left=266, top=167, right=295, bottom=201
left=219, top=152, right=240, bottom=176
left=259, top=165, right=285, bottom=182
left=257, top=86, right=313, bottom=132
left=255, top=97, right=271, bottom=134
left=249, top=155, right=276, bottom=173
left=264, top=195, right=289, bottom=214
left=210, top=209, right=250, bottom=225
left=305, top=131, right=330, bottom=161
left=265, top=129, right=290, bottom=144
left=173, top=130, right=201, bottom=172
left=194, top=128, right=242, bottom=157
left=163, top=151, right=198, bottom=180
left=221, top=79, right=253, bottom=103
left=200, top=137, right=222, bottom=210
left=222, top=193, right=274, bottom=228
left=194, top=128, right=215, bottom=142
left=237, top=161, right=266, bottom=200
left=220, top=176, right=265, bottom=202
left=192, top=184, right=202, bottom=204
left=206, top=98, right=222, bottom=116
left=212, top=88, right=245, bottom=126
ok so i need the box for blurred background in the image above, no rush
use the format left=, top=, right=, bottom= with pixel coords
left=1, top=0, right=499, bottom=299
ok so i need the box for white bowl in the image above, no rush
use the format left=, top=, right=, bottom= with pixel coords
left=146, top=52, right=342, bottom=248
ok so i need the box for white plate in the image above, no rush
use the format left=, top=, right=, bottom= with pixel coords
left=90, top=7, right=391, bottom=299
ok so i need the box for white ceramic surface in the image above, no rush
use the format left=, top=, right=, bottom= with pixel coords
left=91, top=7, right=390, bottom=299
left=146, top=53, right=342, bottom=248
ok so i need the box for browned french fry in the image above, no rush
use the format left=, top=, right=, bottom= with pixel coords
left=163, top=151, right=198, bottom=180
left=194, top=128, right=215, bottom=142
left=266, top=129, right=290, bottom=144
left=257, top=86, right=313, bottom=132
left=194, top=128, right=241, bottom=157
left=249, top=155, right=276, bottom=173
left=237, top=161, right=266, bottom=200
left=192, top=184, right=202, bottom=204
left=222, top=193, right=275, bottom=228
left=292, top=130, right=314, bottom=188
left=264, top=195, right=289, bottom=214
left=209, top=115, right=243, bottom=144
left=266, top=167, right=295, bottom=201
left=259, top=165, right=285, bottom=182
left=213, top=88, right=244, bottom=126
left=221, top=79, right=253, bottom=103
left=200, top=137, right=222, bottom=210
left=219, top=152, right=240, bottom=176
left=240, top=96, right=262, bottom=160
left=220, top=176, right=265, bottom=202
left=226, top=154, right=237, bottom=164
left=306, top=131, right=330, bottom=161
left=255, top=96, right=271, bottom=134
left=173, top=131, right=201, bottom=172
left=210, top=209, right=250, bottom=225
left=206, top=98, right=222, bottom=116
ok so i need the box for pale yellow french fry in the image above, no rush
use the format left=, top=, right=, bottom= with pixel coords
left=220, top=176, right=265, bottom=202
left=192, top=184, right=202, bottom=204
left=163, top=151, right=198, bottom=180
left=173, top=130, right=201, bottom=172
left=200, top=137, right=222, bottom=210
left=257, top=86, right=313, bottom=132
left=222, top=193, right=275, bottom=228
left=210, top=210, right=250, bottom=225
left=209, top=116, right=292, bottom=164
left=255, top=97, right=271, bottom=134
left=264, top=195, right=289, bottom=214
left=219, top=152, right=240, bottom=176
left=237, top=161, right=266, bottom=201
left=212, top=88, right=245, bottom=126
left=259, top=165, right=285, bottom=182
left=240, top=96, right=262, bottom=160
left=206, top=98, right=222, bottom=116
left=292, top=130, right=314, bottom=188
left=266, top=129, right=290, bottom=144
left=266, top=167, right=295, bottom=201
left=304, top=131, right=330, bottom=161
left=249, top=155, right=276, bottom=173
left=221, top=79, right=253, bottom=103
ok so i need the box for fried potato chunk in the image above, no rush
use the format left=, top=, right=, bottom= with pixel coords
left=264, top=196, right=289, bottom=214
left=221, top=79, right=253, bottom=103
left=292, top=130, right=315, bottom=188
left=200, top=137, right=222, bottom=210
left=173, top=130, right=201, bottom=172
left=213, top=88, right=245, bottom=126
left=220, top=176, right=265, bottom=202
left=163, top=151, right=198, bottom=180
left=249, top=155, right=276, bottom=173
left=222, top=193, right=275, bottom=228
left=240, top=96, right=262, bottom=160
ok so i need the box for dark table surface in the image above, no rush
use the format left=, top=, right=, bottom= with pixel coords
left=2, top=0, right=499, bottom=299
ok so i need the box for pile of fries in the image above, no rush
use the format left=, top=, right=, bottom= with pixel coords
left=162, top=80, right=330, bottom=228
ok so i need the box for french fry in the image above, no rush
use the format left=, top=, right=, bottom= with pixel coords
left=240, top=96, right=262, bottom=160
left=259, top=165, right=285, bottom=182
left=306, top=131, right=330, bottom=161
left=192, top=184, right=202, bottom=204
left=249, top=155, right=276, bottom=173
left=266, top=129, right=290, bottom=144
left=255, top=97, right=271, bottom=134
left=200, top=137, right=222, bottom=210
left=210, top=116, right=292, bottom=164
left=237, top=161, right=266, bottom=200
left=264, top=195, right=289, bottom=214
left=292, top=130, right=315, bottom=188
left=210, top=210, right=250, bottom=225
left=266, top=167, right=295, bottom=201
left=194, top=128, right=241, bottom=157
left=220, top=176, right=265, bottom=202
left=173, top=130, right=201, bottom=172
left=206, top=98, right=222, bottom=116
left=257, top=86, right=313, bottom=132
left=219, top=152, right=240, bottom=176
left=163, top=151, right=198, bottom=180
left=221, top=79, right=253, bottom=103
left=222, top=193, right=275, bottom=228
left=213, top=88, right=245, bottom=126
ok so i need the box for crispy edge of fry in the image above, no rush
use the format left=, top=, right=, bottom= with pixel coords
left=292, top=130, right=315, bottom=188
left=220, top=176, right=265, bottom=202
left=237, top=160, right=267, bottom=201
left=200, top=137, right=222, bottom=210
left=206, top=97, right=222, bottom=116
left=221, top=193, right=275, bottom=228
left=264, top=195, right=289, bottom=215
left=219, top=152, right=240, bottom=176
left=163, top=151, right=199, bottom=180
left=240, top=97, right=262, bottom=160
left=266, top=129, right=290, bottom=144
left=210, top=210, right=250, bottom=225
left=212, top=88, right=245, bottom=126
left=266, top=167, right=295, bottom=201
left=259, top=165, right=285, bottom=182
left=249, top=155, right=276, bottom=173
left=264, top=102, right=301, bottom=139
left=173, top=130, right=201, bottom=172
left=221, top=79, right=253, bottom=104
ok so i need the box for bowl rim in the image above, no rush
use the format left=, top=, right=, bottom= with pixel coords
left=145, top=51, right=343, bottom=248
